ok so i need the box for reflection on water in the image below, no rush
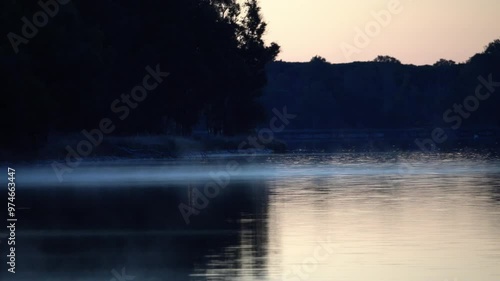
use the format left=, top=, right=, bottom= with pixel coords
left=2, top=152, right=500, bottom=281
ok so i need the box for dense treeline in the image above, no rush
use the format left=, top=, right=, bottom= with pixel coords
left=262, top=39, right=500, bottom=130
left=1, top=0, right=499, bottom=158
left=0, top=0, right=279, bottom=154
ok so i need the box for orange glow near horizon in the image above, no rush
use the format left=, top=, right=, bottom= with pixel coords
left=259, top=0, right=500, bottom=65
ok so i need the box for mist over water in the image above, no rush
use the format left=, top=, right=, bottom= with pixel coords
left=2, top=152, right=500, bottom=281
left=16, top=152, right=500, bottom=187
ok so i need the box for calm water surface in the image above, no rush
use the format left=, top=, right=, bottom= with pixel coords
left=3, top=152, right=500, bottom=281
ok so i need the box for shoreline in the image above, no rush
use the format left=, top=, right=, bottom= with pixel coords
left=2, top=128, right=499, bottom=162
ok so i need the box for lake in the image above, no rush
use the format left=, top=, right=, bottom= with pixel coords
left=3, top=152, right=500, bottom=281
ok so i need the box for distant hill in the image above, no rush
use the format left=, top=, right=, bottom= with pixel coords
left=262, top=40, right=500, bottom=131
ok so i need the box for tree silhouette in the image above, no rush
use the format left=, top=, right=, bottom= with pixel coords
left=310, top=56, right=328, bottom=64
left=205, top=0, right=280, bottom=135
left=0, top=0, right=281, bottom=156
left=262, top=38, right=500, bottom=130
left=433, top=59, right=456, bottom=67
left=484, top=39, right=500, bottom=55
left=373, top=55, right=401, bottom=64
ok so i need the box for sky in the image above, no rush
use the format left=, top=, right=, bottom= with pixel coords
left=259, top=0, right=500, bottom=65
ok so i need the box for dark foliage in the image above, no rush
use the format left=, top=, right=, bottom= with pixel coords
left=0, top=0, right=279, bottom=154
left=262, top=39, right=500, bottom=130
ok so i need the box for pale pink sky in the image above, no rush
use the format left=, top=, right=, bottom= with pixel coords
left=259, top=0, right=500, bottom=65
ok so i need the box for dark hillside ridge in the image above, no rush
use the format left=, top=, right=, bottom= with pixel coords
left=262, top=60, right=499, bottom=130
